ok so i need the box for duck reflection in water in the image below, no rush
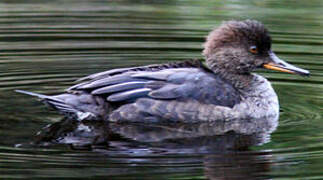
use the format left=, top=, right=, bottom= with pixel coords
left=33, top=117, right=275, bottom=179
left=34, top=115, right=277, bottom=150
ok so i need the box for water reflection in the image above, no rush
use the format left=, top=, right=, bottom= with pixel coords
left=203, top=153, right=271, bottom=180
left=33, top=115, right=277, bottom=149
left=27, top=115, right=277, bottom=179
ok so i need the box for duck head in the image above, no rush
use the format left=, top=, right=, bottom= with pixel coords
left=203, top=20, right=309, bottom=76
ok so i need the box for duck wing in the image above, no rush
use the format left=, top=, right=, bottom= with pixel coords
left=71, top=65, right=241, bottom=108
left=69, top=59, right=203, bottom=90
left=101, top=67, right=242, bottom=123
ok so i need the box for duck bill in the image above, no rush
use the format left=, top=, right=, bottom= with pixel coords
left=263, top=51, right=310, bottom=76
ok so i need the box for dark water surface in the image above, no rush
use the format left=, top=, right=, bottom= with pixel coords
left=0, top=0, right=322, bottom=179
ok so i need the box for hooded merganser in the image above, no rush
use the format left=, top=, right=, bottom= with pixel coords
left=16, top=20, right=309, bottom=123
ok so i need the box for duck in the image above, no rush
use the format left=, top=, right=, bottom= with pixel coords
left=16, top=20, right=309, bottom=123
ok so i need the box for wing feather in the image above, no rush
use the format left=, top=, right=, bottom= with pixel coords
left=92, top=81, right=148, bottom=95
left=107, top=88, right=151, bottom=102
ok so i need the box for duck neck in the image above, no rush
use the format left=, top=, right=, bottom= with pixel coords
left=206, top=59, right=254, bottom=90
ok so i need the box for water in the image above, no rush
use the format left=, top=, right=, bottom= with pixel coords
left=0, top=0, right=322, bottom=179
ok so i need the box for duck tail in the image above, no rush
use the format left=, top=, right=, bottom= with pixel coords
left=15, top=90, right=51, bottom=99
left=15, top=89, right=79, bottom=115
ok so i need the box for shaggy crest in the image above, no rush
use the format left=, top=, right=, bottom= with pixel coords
left=203, top=20, right=271, bottom=59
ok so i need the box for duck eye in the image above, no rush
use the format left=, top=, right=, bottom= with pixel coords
left=249, top=45, right=258, bottom=54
